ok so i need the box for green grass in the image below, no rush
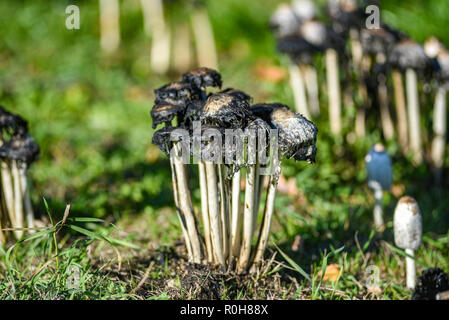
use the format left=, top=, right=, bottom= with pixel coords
left=0, top=0, right=448, bottom=300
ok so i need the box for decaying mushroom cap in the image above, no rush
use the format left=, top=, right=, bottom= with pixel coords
left=424, top=38, right=449, bottom=83
left=269, top=3, right=300, bottom=39
left=152, top=126, right=177, bottom=156
left=218, top=88, right=252, bottom=103
left=365, top=143, right=393, bottom=191
left=277, top=35, right=318, bottom=64
left=0, top=106, right=29, bottom=138
left=150, top=102, right=185, bottom=129
left=326, top=0, right=365, bottom=34
left=251, top=103, right=317, bottom=163
left=0, top=134, right=40, bottom=165
left=389, top=40, right=433, bottom=73
left=361, top=27, right=401, bottom=57
left=291, top=0, right=318, bottom=22
left=200, top=93, right=252, bottom=129
left=393, top=196, right=422, bottom=251
left=412, top=268, right=449, bottom=300
left=154, top=81, right=191, bottom=107
left=182, top=67, right=222, bottom=90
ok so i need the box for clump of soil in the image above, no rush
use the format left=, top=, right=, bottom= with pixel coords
left=95, top=243, right=301, bottom=300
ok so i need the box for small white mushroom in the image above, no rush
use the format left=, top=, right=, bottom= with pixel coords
left=365, top=143, right=393, bottom=231
left=394, top=196, right=422, bottom=290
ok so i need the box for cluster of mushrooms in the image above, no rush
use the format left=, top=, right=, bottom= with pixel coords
left=99, top=0, right=217, bottom=73
left=270, top=0, right=449, bottom=181
left=150, top=67, right=317, bottom=272
left=0, top=107, right=39, bottom=244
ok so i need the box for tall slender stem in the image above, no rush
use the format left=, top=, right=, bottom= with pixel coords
left=302, top=65, right=320, bottom=117
left=18, top=163, right=35, bottom=232
left=392, top=70, right=409, bottom=153
left=373, top=185, right=384, bottom=232
left=405, top=248, right=416, bottom=289
left=190, top=8, right=218, bottom=69
left=11, top=161, right=24, bottom=239
left=99, top=0, right=120, bottom=54
left=198, top=160, right=213, bottom=262
left=230, top=168, right=242, bottom=259
left=378, top=74, right=395, bottom=140
left=205, top=161, right=225, bottom=267
left=406, top=68, right=423, bottom=165
left=289, top=63, right=311, bottom=119
left=326, top=49, right=342, bottom=135
left=431, top=87, right=447, bottom=184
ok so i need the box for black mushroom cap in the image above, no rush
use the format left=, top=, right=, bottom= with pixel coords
left=0, top=134, right=40, bottom=165
left=360, top=27, right=401, bottom=56
left=389, top=40, right=434, bottom=73
left=218, top=88, right=252, bottom=103
left=251, top=103, right=317, bottom=163
left=150, top=102, right=185, bottom=129
left=326, top=0, right=366, bottom=34
left=412, top=268, right=449, bottom=300
left=277, top=35, right=319, bottom=64
left=0, top=106, right=29, bottom=138
left=152, top=126, right=178, bottom=156
left=182, top=67, right=222, bottom=90
left=200, top=93, right=253, bottom=129
left=154, top=81, right=191, bottom=107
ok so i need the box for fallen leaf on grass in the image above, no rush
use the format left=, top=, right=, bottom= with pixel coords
left=317, top=264, right=341, bottom=282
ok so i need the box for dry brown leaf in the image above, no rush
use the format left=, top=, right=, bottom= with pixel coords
left=317, top=264, right=341, bottom=282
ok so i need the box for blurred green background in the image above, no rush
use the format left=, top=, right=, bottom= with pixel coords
left=0, top=0, right=448, bottom=299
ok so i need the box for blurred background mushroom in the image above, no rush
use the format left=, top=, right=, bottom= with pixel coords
left=0, top=107, right=39, bottom=242
left=365, top=143, right=392, bottom=231
left=99, top=0, right=121, bottom=54
left=394, top=196, right=422, bottom=290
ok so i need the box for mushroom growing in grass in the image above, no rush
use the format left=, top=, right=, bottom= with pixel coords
left=365, top=143, right=392, bottom=232
left=394, top=196, right=422, bottom=290
left=389, top=39, right=433, bottom=165
left=150, top=69, right=318, bottom=273
left=250, top=103, right=317, bottom=270
left=0, top=106, right=39, bottom=241
left=424, top=37, right=449, bottom=184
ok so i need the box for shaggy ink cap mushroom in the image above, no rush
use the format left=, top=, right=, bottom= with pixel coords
left=152, top=126, right=178, bottom=156
left=269, top=3, right=300, bottom=39
left=412, top=268, right=449, bottom=300
left=218, top=88, right=252, bottom=103
left=393, top=196, right=422, bottom=251
left=150, top=102, right=186, bottom=129
left=182, top=67, right=222, bottom=91
left=424, top=37, right=449, bottom=84
left=291, top=0, right=317, bottom=22
left=365, top=143, right=393, bottom=191
left=0, top=106, right=29, bottom=138
left=0, top=134, right=40, bottom=165
left=200, top=93, right=253, bottom=129
left=326, top=0, right=365, bottom=34
left=389, top=40, right=434, bottom=75
left=360, top=27, right=401, bottom=57
left=251, top=103, right=317, bottom=163
left=154, top=81, right=191, bottom=107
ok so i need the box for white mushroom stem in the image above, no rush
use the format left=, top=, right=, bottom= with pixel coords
left=326, top=48, right=342, bottom=135
left=378, top=74, right=395, bottom=141
left=289, top=63, right=311, bottom=120
left=371, top=182, right=384, bottom=232
left=218, top=164, right=230, bottom=262
left=238, top=163, right=257, bottom=272
left=230, top=168, right=242, bottom=258
left=172, top=143, right=203, bottom=263
left=302, top=65, right=320, bottom=117
left=252, top=162, right=281, bottom=269
left=392, top=70, right=409, bottom=153
left=405, top=68, right=423, bottom=165
left=18, top=163, right=35, bottom=232
left=190, top=8, right=218, bottom=69
left=436, top=290, right=449, bottom=300
left=431, top=87, right=447, bottom=183
left=169, top=155, right=193, bottom=260
left=99, top=0, right=121, bottom=54
left=173, top=23, right=193, bottom=74
left=405, top=248, right=416, bottom=289
left=1, top=161, right=16, bottom=233
left=11, top=161, right=24, bottom=239
left=198, top=160, right=213, bottom=262
left=140, top=0, right=171, bottom=74
left=205, top=161, right=225, bottom=267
